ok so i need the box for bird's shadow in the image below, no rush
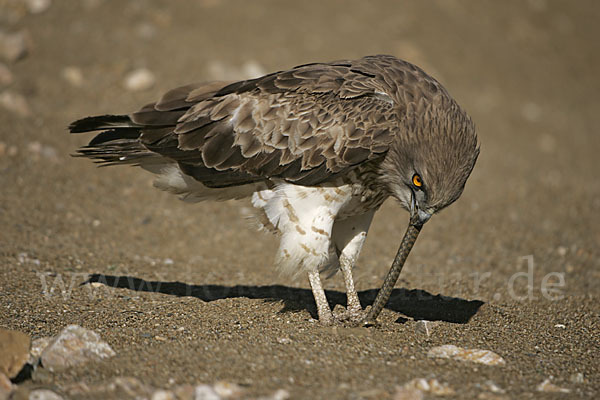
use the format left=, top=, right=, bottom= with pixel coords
left=83, top=273, right=484, bottom=324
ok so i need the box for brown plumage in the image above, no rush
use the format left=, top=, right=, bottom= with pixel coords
left=70, top=55, right=479, bottom=325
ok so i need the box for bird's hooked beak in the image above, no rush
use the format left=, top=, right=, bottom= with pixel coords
left=410, top=191, right=432, bottom=226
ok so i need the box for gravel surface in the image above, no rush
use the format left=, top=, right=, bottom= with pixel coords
left=1, top=0, right=599, bottom=399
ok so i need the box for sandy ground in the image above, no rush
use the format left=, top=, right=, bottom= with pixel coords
left=1, top=0, right=599, bottom=398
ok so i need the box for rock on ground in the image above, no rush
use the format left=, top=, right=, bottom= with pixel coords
left=28, top=389, right=64, bottom=400
left=61, top=66, right=84, bottom=87
left=123, top=68, right=155, bottom=91
left=40, top=325, right=115, bottom=371
left=0, top=90, right=31, bottom=116
left=25, top=0, right=52, bottom=14
left=0, top=328, right=30, bottom=379
left=28, top=337, right=52, bottom=366
left=536, top=378, right=570, bottom=393
left=394, top=378, right=454, bottom=398
left=0, top=30, right=28, bottom=63
left=428, top=344, right=505, bottom=366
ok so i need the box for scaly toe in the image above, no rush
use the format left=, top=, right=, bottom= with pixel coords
left=332, top=304, right=367, bottom=326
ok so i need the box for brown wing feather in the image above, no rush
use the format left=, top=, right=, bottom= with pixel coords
left=129, top=55, right=448, bottom=187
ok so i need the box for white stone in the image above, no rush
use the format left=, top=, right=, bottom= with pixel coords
left=26, top=0, right=52, bottom=14
left=241, top=60, right=266, bottom=79
left=570, top=372, right=584, bottom=384
left=415, top=320, right=434, bottom=336
left=270, top=389, right=290, bottom=400
left=194, top=385, right=221, bottom=400
left=29, top=389, right=64, bottom=400
left=62, top=66, right=84, bottom=87
left=428, top=344, right=505, bottom=366
left=403, top=378, right=454, bottom=395
left=0, top=90, right=31, bottom=117
left=213, top=381, right=242, bottom=398
left=536, top=378, right=570, bottom=393
left=482, top=380, right=505, bottom=393
left=124, top=68, right=155, bottom=91
left=151, top=390, right=176, bottom=400
left=41, top=325, right=115, bottom=371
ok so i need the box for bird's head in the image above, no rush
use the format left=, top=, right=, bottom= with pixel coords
left=380, top=101, right=479, bottom=226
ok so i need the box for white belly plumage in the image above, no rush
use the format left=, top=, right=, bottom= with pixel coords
left=251, top=177, right=388, bottom=276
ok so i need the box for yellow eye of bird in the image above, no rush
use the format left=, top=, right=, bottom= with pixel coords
left=412, top=174, right=423, bottom=188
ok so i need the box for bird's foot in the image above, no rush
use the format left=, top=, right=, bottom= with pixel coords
left=332, top=304, right=368, bottom=326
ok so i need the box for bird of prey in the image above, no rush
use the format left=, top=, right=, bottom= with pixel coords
left=70, top=55, right=479, bottom=325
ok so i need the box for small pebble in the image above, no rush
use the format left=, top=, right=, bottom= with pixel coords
left=26, top=0, right=52, bottom=14
left=27, top=141, right=58, bottom=160
left=28, top=389, right=64, bottom=400
left=151, top=390, right=176, bottom=400
left=428, top=344, right=505, bottom=366
left=62, top=66, right=84, bottom=87
left=213, top=381, right=242, bottom=398
left=0, top=30, right=28, bottom=62
left=194, top=384, right=221, bottom=400
left=403, top=378, right=454, bottom=396
left=241, top=60, right=266, bottom=79
left=536, top=378, right=570, bottom=393
left=124, top=68, right=155, bottom=91
left=414, top=320, right=434, bottom=337
left=173, top=384, right=195, bottom=400
left=0, top=90, right=31, bottom=116
left=206, top=60, right=266, bottom=81
left=269, top=389, right=290, bottom=400
left=482, top=380, right=505, bottom=393
left=570, top=372, right=584, bottom=384
left=557, top=246, right=567, bottom=257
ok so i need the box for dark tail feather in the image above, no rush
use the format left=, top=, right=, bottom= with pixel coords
left=69, top=114, right=137, bottom=133
left=69, top=114, right=163, bottom=166
left=87, top=128, right=142, bottom=146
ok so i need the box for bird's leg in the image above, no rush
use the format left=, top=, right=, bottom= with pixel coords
left=332, top=210, right=375, bottom=323
left=307, top=269, right=334, bottom=325
left=338, top=253, right=362, bottom=317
